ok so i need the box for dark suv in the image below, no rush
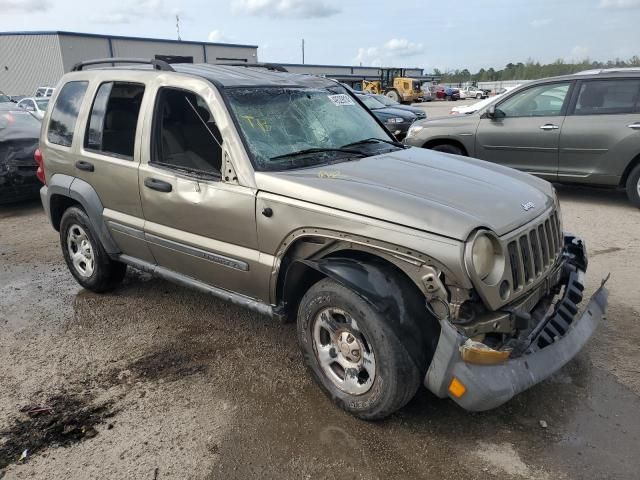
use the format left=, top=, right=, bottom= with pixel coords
left=405, top=69, right=640, bottom=206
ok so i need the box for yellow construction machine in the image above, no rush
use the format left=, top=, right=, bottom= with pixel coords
left=362, top=68, right=423, bottom=103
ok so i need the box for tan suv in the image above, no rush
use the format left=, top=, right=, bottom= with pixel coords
left=37, top=58, right=608, bottom=419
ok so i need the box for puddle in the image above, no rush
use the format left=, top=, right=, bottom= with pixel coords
left=0, top=393, right=115, bottom=471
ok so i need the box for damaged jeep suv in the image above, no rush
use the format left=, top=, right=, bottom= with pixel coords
left=38, top=59, right=608, bottom=419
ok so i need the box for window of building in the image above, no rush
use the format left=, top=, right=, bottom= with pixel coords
left=151, top=88, right=222, bottom=177
left=85, top=82, right=145, bottom=158
left=47, top=81, right=88, bottom=147
left=574, top=79, right=640, bottom=115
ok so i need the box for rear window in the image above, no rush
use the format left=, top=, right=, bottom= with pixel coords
left=574, top=79, right=640, bottom=115
left=47, top=81, right=88, bottom=147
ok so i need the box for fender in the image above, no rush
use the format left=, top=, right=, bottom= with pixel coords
left=284, top=257, right=440, bottom=374
left=42, top=174, right=120, bottom=254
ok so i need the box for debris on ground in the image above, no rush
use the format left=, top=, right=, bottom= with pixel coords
left=539, top=420, right=548, bottom=428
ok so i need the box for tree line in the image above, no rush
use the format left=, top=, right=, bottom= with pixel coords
left=435, top=56, right=640, bottom=84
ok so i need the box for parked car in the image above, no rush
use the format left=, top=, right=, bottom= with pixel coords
left=34, top=86, right=55, bottom=98
left=459, top=86, right=487, bottom=100
left=405, top=69, right=640, bottom=206
left=369, top=93, right=426, bottom=120
left=355, top=93, right=417, bottom=139
left=450, top=87, right=519, bottom=115
left=0, top=103, right=42, bottom=203
left=38, top=59, right=607, bottom=420
left=433, top=85, right=460, bottom=101
left=17, top=97, right=49, bottom=119
left=0, top=91, right=11, bottom=103
left=420, top=83, right=433, bottom=102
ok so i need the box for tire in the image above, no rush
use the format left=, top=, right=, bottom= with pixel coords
left=60, top=206, right=127, bottom=292
left=476, top=93, right=482, bottom=99
left=386, top=90, right=400, bottom=102
left=626, top=163, right=640, bottom=207
left=431, top=143, right=464, bottom=155
left=297, top=278, right=421, bottom=420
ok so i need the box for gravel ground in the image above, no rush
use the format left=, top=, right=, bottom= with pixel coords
left=1, top=184, right=639, bottom=480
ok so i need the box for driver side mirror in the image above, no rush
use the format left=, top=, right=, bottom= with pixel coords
left=487, top=105, right=505, bottom=119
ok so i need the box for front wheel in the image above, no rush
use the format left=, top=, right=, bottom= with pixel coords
left=626, top=163, right=640, bottom=207
left=431, top=143, right=464, bottom=155
left=386, top=89, right=400, bottom=102
left=297, top=278, right=420, bottom=420
left=476, top=93, right=482, bottom=99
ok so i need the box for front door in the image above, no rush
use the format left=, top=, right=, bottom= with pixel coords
left=138, top=80, right=262, bottom=300
left=475, top=81, right=573, bottom=181
left=559, top=78, right=640, bottom=185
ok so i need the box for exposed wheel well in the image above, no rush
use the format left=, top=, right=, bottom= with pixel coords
left=50, top=194, right=82, bottom=231
left=619, top=153, right=640, bottom=187
left=422, top=138, right=469, bottom=156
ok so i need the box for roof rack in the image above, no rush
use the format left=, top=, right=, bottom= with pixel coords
left=71, top=58, right=175, bottom=72
left=574, top=67, right=640, bottom=75
left=222, top=62, right=288, bottom=72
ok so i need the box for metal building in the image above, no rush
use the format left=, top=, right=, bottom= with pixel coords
left=0, top=31, right=258, bottom=95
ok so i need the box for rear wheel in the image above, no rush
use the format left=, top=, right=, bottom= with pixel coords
left=297, top=278, right=421, bottom=420
left=431, top=143, right=464, bottom=155
left=60, top=207, right=127, bottom=292
left=626, top=163, right=640, bottom=207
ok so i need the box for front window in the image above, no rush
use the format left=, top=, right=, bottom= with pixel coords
left=225, top=86, right=394, bottom=171
left=374, top=95, right=397, bottom=106
left=36, top=99, right=49, bottom=110
left=497, top=82, right=570, bottom=117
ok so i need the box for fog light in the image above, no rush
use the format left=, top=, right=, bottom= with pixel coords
left=448, top=377, right=466, bottom=398
left=460, top=339, right=511, bottom=365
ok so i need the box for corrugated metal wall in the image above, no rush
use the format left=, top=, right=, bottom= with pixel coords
left=111, top=39, right=206, bottom=62
left=205, top=44, right=257, bottom=63
left=0, top=34, right=64, bottom=95
left=59, top=34, right=111, bottom=72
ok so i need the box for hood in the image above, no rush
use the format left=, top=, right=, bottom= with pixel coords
left=394, top=105, right=426, bottom=116
left=372, top=107, right=416, bottom=120
left=255, top=147, right=554, bottom=241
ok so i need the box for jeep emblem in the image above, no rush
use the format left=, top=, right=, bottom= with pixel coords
left=521, top=202, right=535, bottom=211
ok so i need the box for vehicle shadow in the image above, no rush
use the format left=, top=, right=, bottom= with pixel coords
left=0, top=198, right=42, bottom=219
left=554, top=183, right=632, bottom=208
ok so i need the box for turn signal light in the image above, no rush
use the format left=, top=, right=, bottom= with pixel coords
left=448, top=377, right=466, bottom=398
left=34, top=148, right=45, bottom=185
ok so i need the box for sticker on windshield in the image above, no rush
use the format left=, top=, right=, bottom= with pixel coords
left=327, top=94, right=355, bottom=106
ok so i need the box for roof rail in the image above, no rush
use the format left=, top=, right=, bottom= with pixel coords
left=71, top=58, right=175, bottom=72
left=222, top=62, right=288, bottom=72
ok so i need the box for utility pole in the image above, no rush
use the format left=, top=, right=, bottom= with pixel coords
left=302, top=38, right=305, bottom=64
left=176, top=14, right=181, bottom=41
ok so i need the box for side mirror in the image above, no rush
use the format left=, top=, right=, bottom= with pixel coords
left=487, top=105, right=505, bottom=119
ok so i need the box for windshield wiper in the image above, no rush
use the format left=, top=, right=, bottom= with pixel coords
left=341, top=137, right=407, bottom=149
left=270, top=147, right=366, bottom=161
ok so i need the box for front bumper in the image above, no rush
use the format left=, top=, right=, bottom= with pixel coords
left=0, top=163, right=41, bottom=203
left=424, top=237, right=609, bottom=411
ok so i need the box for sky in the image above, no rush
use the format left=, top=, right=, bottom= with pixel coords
left=1, top=0, right=639, bottom=73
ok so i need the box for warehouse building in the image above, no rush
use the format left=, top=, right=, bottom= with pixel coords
left=0, top=31, right=258, bottom=95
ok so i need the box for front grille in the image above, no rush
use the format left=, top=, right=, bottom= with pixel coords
left=506, top=209, right=563, bottom=292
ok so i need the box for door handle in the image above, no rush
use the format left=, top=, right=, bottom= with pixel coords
left=539, top=124, right=559, bottom=131
left=627, top=123, right=640, bottom=130
left=144, top=177, right=172, bottom=193
left=75, top=160, right=94, bottom=172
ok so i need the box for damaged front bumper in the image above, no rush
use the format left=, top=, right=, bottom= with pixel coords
left=0, top=159, right=40, bottom=203
left=424, top=236, right=609, bottom=411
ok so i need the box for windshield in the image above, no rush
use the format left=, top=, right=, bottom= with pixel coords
left=0, top=93, right=10, bottom=103
left=358, top=95, right=386, bottom=110
left=373, top=95, right=397, bottom=106
left=225, top=86, right=392, bottom=171
left=36, top=99, right=49, bottom=110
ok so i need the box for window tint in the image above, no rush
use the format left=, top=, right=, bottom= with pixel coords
left=85, top=82, right=144, bottom=158
left=574, top=79, right=640, bottom=115
left=47, top=81, right=88, bottom=147
left=498, top=82, right=570, bottom=117
left=152, top=88, right=222, bottom=176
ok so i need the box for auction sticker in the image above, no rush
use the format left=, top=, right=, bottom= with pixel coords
left=328, top=94, right=355, bottom=106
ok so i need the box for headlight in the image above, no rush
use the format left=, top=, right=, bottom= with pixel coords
left=467, top=231, right=505, bottom=284
left=385, top=117, right=404, bottom=124
left=407, top=125, right=424, bottom=137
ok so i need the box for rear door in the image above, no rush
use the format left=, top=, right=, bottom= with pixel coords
left=475, top=81, right=573, bottom=181
left=559, top=77, right=640, bottom=185
left=137, top=76, right=262, bottom=300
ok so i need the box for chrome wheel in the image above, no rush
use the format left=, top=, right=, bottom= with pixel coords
left=312, top=307, right=376, bottom=395
left=637, top=176, right=640, bottom=197
left=67, top=224, right=94, bottom=278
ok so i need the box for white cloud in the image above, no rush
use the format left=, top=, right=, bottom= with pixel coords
left=208, top=30, right=226, bottom=42
left=599, top=0, right=640, bottom=8
left=570, top=45, right=590, bottom=59
left=383, top=38, right=424, bottom=57
left=530, top=18, right=552, bottom=27
left=231, top=0, right=340, bottom=18
left=93, top=0, right=180, bottom=24
left=0, top=0, right=49, bottom=12
left=354, top=38, right=423, bottom=66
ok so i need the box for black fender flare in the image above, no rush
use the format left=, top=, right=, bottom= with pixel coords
left=283, top=257, right=440, bottom=374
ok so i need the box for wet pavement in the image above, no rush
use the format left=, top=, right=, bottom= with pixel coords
left=1, top=189, right=639, bottom=479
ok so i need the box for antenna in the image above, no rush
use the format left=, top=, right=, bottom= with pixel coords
left=302, top=38, right=305, bottom=64
left=176, top=14, right=181, bottom=41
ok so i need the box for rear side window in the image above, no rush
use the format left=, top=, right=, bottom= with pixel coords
left=47, top=81, right=88, bottom=147
left=574, top=79, right=640, bottom=115
left=85, top=82, right=145, bottom=159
